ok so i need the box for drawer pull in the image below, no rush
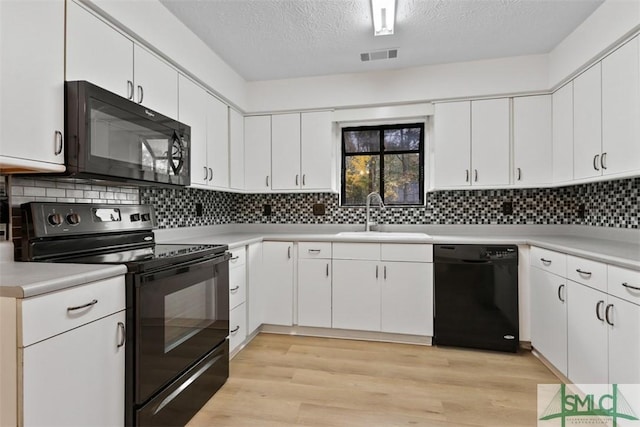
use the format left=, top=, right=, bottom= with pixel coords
left=67, top=299, right=98, bottom=312
left=326, top=263, right=329, bottom=277
left=605, top=304, right=614, bottom=326
left=230, top=326, right=240, bottom=334
left=622, top=282, right=640, bottom=291
left=230, top=256, right=240, bottom=262
left=230, top=286, right=240, bottom=292
left=557, top=284, right=565, bottom=302
left=308, top=249, right=321, bottom=253
left=576, top=269, right=592, bottom=276
left=540, top=258, right=552, bottom=265
left=117, top=322, right=126, bottom=348
left=595, top=300, right=604, bottom=321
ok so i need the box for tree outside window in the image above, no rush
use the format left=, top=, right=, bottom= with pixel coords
left=341, top=123, right=424, bottom=206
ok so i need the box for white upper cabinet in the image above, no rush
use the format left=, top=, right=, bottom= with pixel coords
left=552, top=82, right=574, bottom=183
left=513, top=95, right=552, bottom=185
left=573, top=63, right=603, bottom=180
left=271, top=113, right=301, bottom=190
left=471, top=98, right=511, bottom=186
left=178, top=76, right=208, bottom=186
left=601, top=36, right=640, bottom=177
left=244, top=116, right=272, bottom=191
left=229, top=109, right=245, bottom=190
left=433, top=101, right=471, bottom=188
left=66, top=1, right=178, bottom=119
left=301, top=111, right=333, bottom=190
left=206, top=95, right=230, bottom=189
left=0, top=0, right=65, bottom=170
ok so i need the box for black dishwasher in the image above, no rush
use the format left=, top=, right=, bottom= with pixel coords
left=434, top=244, right=519, bottom=353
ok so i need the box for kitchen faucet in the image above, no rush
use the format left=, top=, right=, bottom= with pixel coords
left=365, top=192, right=385, bottom=232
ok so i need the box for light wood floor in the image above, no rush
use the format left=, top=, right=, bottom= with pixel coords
left=187, top=333, right=560, bottom=427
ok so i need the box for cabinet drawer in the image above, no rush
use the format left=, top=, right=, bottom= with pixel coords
left=381, top=244, right=432, bottom=263
left=530, top=247, right=567, bottom=276
left=229, top=266, right=246, bottom=309
left=228, top=246, right=246, bottom=267
left=20, top=275, right=125, bottom=347
left=608, top=265, right=640, bottom=305
left=229, top=303, right=246, bottom=353
left=332, top=243, right=379, bottom=260
left=298, top=242, right=332, bottom=259
left=567, top=255, right=607, bottom=292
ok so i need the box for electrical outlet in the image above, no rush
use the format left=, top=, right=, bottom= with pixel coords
left=577, top=203, right=586, bottom=219
left=502, top=201, right=513, bottom=215
left=312, top=203, right=325, bottom=215
left=262, top=204, right=272, bottom=216
left=195, top=203, right=203, bottom=217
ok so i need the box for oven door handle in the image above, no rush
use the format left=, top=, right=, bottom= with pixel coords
left=152, top=353, right=224, bottom=416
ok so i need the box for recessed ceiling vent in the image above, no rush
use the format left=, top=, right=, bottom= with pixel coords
left=360, top=48, right=398, bottom=62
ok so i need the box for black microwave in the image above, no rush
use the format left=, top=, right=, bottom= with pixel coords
left=65, top=81, right=190, bottom=186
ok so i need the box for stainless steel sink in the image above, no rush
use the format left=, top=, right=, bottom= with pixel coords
left=335, top=231, right=430, bottom=240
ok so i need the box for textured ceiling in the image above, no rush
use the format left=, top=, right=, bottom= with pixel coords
left=159, top=0, right=604, bottom=82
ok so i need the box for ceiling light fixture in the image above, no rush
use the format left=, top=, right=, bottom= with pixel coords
left=371, top=0, right=396, bottom=36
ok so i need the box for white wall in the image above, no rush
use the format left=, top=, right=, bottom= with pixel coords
left=87, top=0, right=247, bottom=110
left=246, top=54, right=549, bottom=113
left=548, top=0, right=640, bottom=88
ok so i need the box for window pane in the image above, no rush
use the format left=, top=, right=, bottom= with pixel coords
left=384, top=153, right=421, bottom=204
left=344, top=155, right=380, bottom=205
left=344, top=130, right=380, bottom=153
left=384, top=127, right=421, bottom=151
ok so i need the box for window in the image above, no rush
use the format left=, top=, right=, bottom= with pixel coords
left=341, top=123, right=424, bottom=206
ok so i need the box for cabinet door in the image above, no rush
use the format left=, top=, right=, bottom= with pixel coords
left=530, top=268, right=568, bottom=375
left=0, top=0, right=65, bottom=167
left=567, top=280, right=608, bottom=384
left=133, top=45, right=178, bottom=119
left=332, top=259, right=380, bottom=331
left=178, top=75, right=208, bottom=186
left=573, top=63, right=603, bottom=180
left=381, top=262, right=433, bottom=336
left=244, top=116, right=272, bottom=191
left=229, top=109, right=245, bottom=190
left=66, top=1, right=133, bottom=99
left=206, top=94, right=229, bottom=188
left=247, top=243, right=264, bottom=335
left=608, top=296, right=640, bottom=385
left=471, top=99, right=510, bottom=186
left=262, top=242, right=294, bottom=326
left=22, top=311, right=125, bottom=427
left=552, top=83, right=574, bottom=183
left=271, top=113, right=301, bottom=190
left=301, top=111, right=333, bottom=190
left=229, top=303, right=247, bottom=354
left=513, top=95, right=552, bottom=185
left=298, top=259, right=332, bottom=328
left=433, top=102, right=471, bottom=188
left=602, top=36, right=640, bottom=176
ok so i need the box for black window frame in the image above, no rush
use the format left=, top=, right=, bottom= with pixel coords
left=341, top=122, right=425, bottom=206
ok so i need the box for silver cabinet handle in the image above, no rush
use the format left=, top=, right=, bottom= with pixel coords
left=474, top=169, right=478, bottom=182
left=516, top=167, right=522, bottom=181
left=601, top=152, right=607, bottom=170
left=117, top=322, right=126, bottom=348
left=375, top=265, right=379, bottom=279
left=576, top=268, right=592, bottom=276
left=622, top=282, right=640, bottom=291
left=593, top=154, right=600, bottom=171
left=230, top=325, right=240, bottom=334
left=326, top=263, right=329, bottom=277
left=54, top=130, right=63, bottom=155
left=127, top=80, right=134, bottom=100
left=137, top=85, right=144, bottom=104
left=295, top=174, right=299, bottom=186
left=540, top=258, right=552, bottom=265
left=308, top=249, right=321, bottom=254
left=67, top=299, right=98, bottom=312
left=383, top=265, right=387, bottom=280
left=303, top=174, right=306, bottom=186
left=595, top=300, right=605, bottom=321
left=287, top=246, right=291, bottom=259
left=230, top=256, right=240, bottom=262
left=465, top=169, right=469, bottom=182
left=266, top=176, right=270, bottom=187
left=204, top=166, right=208, bottom=180
left=605, top=304, right=614, bottom=326
left=557, top=284, right=565, bottom=302
left=230, top=286, right=240, bottom=292
left=209, top=167, right=213, bottom=181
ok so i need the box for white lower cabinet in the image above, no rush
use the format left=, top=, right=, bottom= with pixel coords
left=332, top=259, right=381, bottom=331
left=608, top=295, right=640, bottom=384
left=229, top=303, right=247, bottom=353
left=262, top=241, right=294, bottom=326
left=530, top=267, right=568, bottom=376
left=228, top=246, right=247, bottom=353
left=246, top=242, right=264, bottom=335
left=298, top=258, right=332, bottom=328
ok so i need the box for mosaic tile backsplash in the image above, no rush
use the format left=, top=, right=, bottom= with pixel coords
left=140, top=177, right=639, bottom=229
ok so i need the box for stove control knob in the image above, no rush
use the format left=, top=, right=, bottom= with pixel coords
left=66, top=213, right=81, bottom=225
left=141, top=213, right=151, bottom=222
left=130, top=213, right=141, bottom=222
left=47, top=213, right=63, bottom=226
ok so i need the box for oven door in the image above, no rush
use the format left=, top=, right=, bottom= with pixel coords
left=134, top=254, right=229, bottom=404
